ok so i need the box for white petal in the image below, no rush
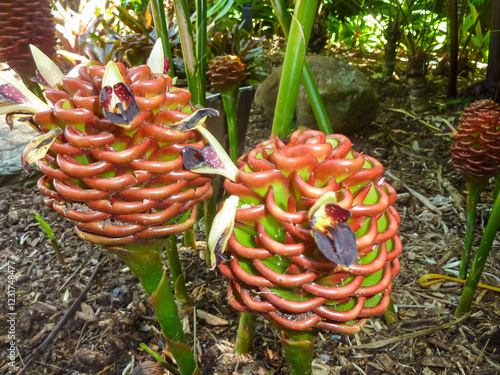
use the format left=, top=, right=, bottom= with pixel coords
left=195, top=124, right=239, bottom=182
left=207, top=195, right=239, bottom=269
left=0, top=71, right=51, bottom=114
left=102, top=61, right=125, bottom=109
left=308, top=191, right=337, bottom=218
left=30, top=45, right=64, bottom=87
left=148, top=38, right=165, bottom=74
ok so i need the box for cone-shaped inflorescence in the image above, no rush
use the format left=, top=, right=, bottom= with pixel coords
left=450, top=99, right=500, bottom=280
left=207, top=55, right=248, bottom=94
left=217, top=129, right=402, bottom=333
left=33, top=62, right=213, bottom=246
left=451, top=99, right=500, bottom=179
left=206, top=55, right=248, bottom=163
left=0, top=0, right=56, bottom=76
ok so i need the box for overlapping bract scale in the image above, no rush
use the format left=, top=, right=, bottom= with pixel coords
left=0, top=0, right=56, bottom=76
left=219, top=129, right=402, bottom=333
left=451, top=99, right=500, bottom=179
left=34, top=62, right=212, bottom=245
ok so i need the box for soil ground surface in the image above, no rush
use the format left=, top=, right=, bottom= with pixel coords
left=1, top=43, right=499, bottom=375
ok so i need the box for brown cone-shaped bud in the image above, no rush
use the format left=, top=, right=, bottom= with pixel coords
left=218, top=129, right=402, bottom=334
left=33, top=62, right=213, bottom=246
left=0, top=0, right=57, bottom=76
left=207, top=54, right=248, bottom=94
left=451, top=99, right=500, bottom=179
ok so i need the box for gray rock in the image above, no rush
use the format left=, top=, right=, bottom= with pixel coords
left=255, top=55, right=378, bottom=133
left=0, top=116, right=39, bottom=175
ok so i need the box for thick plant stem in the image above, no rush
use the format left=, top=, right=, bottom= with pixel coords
left=51, top=239, right=65, bottom=265
left=455, top=190, right=500, bottom=316
left=281, top=329, right=318, bottom=375
left=271, top=0, right=319, bottom=138
left=221, top=91, right=239, bottom=163
left=234, top=312, right=257, bottom=354
left=152, top=271, right=200, bottom=375
left=184, top=229, right=197, bottom=249
left=459, top=178, right=488, bottom=279
left=108, top=239, right=199, bottom=374
left=196, top=0, right=207, bottom=106
left=165, top=235, right=191, bottom=305
left=203, top=193, right=217, bottom=249
left=150, top=0, right=174, bottom=77
left=107, top=239, right=165, bottom=295
left=270, top=0, right=331, bottom=134
left=172, top=0, right=198, bottom=102
left=494, top=175, right=500, bottom=201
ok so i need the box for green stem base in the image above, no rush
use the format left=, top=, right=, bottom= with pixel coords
left=108, top=239, right=199, bottom=374
left=459, top=177, right=488, bottom=279
left=234, top=312, right=257, bottom=354
left=282, top=329, right=318, bottom=375
left=455, top=188, right=500, bottom=316
left=165, top=235, right=191, bottom=306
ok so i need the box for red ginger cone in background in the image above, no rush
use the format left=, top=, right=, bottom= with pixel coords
left=0, top=0, right=56, bottom=76
left=206, top=55, right=248, bottom=94
left=218, top=129, right=402, bottom=333
left=451, top=99, right=500, bottom=179
left=34, top=62, right=213, bottom=246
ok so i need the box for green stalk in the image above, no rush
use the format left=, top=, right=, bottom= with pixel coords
left=455, top=189, right=500, bottom=316
left=50, top=239, right=65, bottom=265
left=108, top=239, right=199, bottom=375
left=458, top=177, right=488, bottom=279
left=184, top=229, right=197, bottom=249
left=221, top=91, right=239, bottom=162
left=196, top=0, right=207, bottom=106
left=107, top=239, right=165, bottom=295
left=152, top=271, right=200, bottom=375
left=203, top=193, right=217, bottom=247
left=281, top=329, right=318, bottom=375
left=165, top=235, right=191, bottom=305
left=150, top=0, right=175, bottom=77
left=234, top=312, right=257, bottom=354
left=172, top=0, right=199, bottom=102
left=270, top=0, right=332, bottom=134
left=494, top=175, right=500, bottom=201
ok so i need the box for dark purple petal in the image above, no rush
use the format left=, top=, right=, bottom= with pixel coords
left=100, top=86, right=113, bottom=111
left=171, top=108, right=219, bottom=131
left=164, top=57, right=170, bottom=75
left=214, top=229, right=233, bottom=266
left=200, top=146, right=224, bottom=169
left=312, top=222, right=357, bottom=267
left=33, top=69, right=50, bottom=88
left=0, top=83, right=28, bottom=104
left=181, top=146, right=206, bottom=169
left=324, top=204, right=351, bottom=225
left=113, top=83, right=135, bottom=110
left=100, top=83, right=139, bottom=125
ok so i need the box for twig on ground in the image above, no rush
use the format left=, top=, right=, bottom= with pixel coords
left=385, top=169, right=442, bottom=215
left=18, top=259, right=102, bottom=375
left=337, top=312, right=470, bottom=350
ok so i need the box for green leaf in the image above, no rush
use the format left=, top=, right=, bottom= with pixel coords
left=212, top=0, right=234, bottom=23
left=35, top=212, right=55, bottom=240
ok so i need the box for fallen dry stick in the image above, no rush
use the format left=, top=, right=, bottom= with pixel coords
left=337, top=312, right=470, bottom=350
left=18, top=259, right=102, bottom=375
left=385, top=169, right=442, bottom=215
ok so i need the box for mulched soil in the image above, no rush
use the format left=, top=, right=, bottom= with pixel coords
left=1, top=42, right=499, bottom=375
